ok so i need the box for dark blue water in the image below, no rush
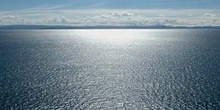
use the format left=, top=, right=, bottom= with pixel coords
left=0, top=29, right=220, bottom=110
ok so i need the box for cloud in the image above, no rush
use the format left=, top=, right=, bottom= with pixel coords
left=0, top=15, right=31, bottom=25
left=0, top=9, right=220, bottom=27
left=20, top=5, right=70, bottom=11
left=159, top=14, right=165, bottom=17
left=81, top=3, right=106, bottom=9
left=204, top=13, right=215, bottom=17
left=109, top=12, right=133, bottom=17
left=52, top=16, right=70, bottom=24
left=1, top=15, right=21, bottom=20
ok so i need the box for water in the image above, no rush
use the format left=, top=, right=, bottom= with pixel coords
left=0, top=29, right=220, bottom=110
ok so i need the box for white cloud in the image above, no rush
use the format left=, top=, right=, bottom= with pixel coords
left=109, top=12, right=133, bottom=17
left=0, top=9, right=220, bottom=27
left=159, top=14, right=165, bottom=17
left=52, top=16, right=70, bottom=24
left=204, top=13, right=215, bottom=17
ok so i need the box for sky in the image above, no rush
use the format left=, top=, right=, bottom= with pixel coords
left=0, top=0, right=220, bottom=27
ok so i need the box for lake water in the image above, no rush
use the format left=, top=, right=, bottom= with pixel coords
left=1, top=29, right=220, bottom=110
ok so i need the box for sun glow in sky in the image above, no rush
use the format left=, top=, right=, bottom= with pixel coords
left=0, top=0, right=220, bottom=27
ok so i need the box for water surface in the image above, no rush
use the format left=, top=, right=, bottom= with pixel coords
left=1, top=29, right=220, bottom=109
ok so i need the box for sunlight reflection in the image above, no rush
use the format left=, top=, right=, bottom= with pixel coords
left=82, top=29, right=141, bottom=45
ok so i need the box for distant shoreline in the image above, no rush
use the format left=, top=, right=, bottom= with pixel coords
left=0, top=25, right=220, bottom=30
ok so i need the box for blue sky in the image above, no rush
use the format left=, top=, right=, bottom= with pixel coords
left=1, top=0, right=220, bottom=10
left=0, top=0, right=220, bottom=26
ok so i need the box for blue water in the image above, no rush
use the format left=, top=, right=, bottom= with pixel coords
left=0, top=29, right=220, bottom=110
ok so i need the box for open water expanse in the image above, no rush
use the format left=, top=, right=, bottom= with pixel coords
left=0, top=29, right=220, bottom=110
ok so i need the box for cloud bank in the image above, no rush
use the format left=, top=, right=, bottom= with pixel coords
left=0, top=9, right=220, bottom=27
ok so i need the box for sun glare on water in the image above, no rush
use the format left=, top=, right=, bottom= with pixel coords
left=80, top=29, right=142, bottom=45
